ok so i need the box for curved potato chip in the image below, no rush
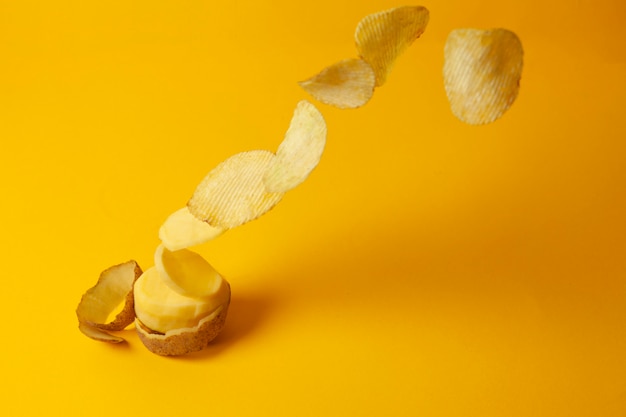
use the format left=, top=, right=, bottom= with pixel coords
left=443, top=28, right=524, bottom=125
left=159, top=207, right=225, bottom=251
left=355, top=5, right=430, bottom=86
left=154, top=244, right=222, bottom=298
left=187, top=150, right=285, bottom=229
left=76, top=260, right=142, bottom=343
left=298, top=58, right=376, bottom=109
left=263, top=100, right=327, bottom=193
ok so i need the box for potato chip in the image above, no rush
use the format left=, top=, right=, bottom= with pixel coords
left=187, top=150, right=285, bottom=229
left=264, top=100, right=327, bottom=193
left=299, top=58, right=376, bottom=109
left=443, top=28, right=524, bottom=125
left=76, top=260, right=142, bottom=342
left=355, top=5, right=430, bottom=86
left=159, top=207, right=225, bottom=251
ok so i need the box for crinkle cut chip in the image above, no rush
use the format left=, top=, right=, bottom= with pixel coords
left=443, top=28, right=524, bottom=125
left=187, top=150, right=285, bottom=229
left=355, top=5, right=430, bottom=86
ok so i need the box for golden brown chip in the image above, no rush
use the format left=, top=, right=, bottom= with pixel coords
left=443, top=28, right=524, bottom=125
left=187, top=150, right=285, bottom=229
left=76, top=260, right=142, bottom=343
left=263, top=100, right=327, bottom=193
left=298, top=59, right=376, bottom=109
left=135, top=304, right=229, bottom=356
left=355, top=5, right=430, bottom=86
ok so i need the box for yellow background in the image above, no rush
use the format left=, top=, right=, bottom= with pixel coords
left=1, top=0, right=625, bottom=415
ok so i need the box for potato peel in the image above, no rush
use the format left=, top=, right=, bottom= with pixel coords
left=187, top=150, right=285, bottom=229
left=299, top=59, right=376, bottom=109
left=264, top=100, right=327, bottom=193
left=443, top=28, right=524, bottom=125
left=135, top=303, right=229, bottom=356
left=355, top=5, right=430, bottom=86
left=76, top=260, right=142, bottom=342
left=159, top=206, right=225, bottom=251
left=78, top=322, right=125, bottom=344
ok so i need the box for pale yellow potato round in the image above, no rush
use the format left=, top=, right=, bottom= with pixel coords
left=159, top=207, right=225, bottom=251
left=299, top=59, right=376, bottom=109
left=263, top=100, right=327, bottom=193
left=187, top=150, right=285, bottom=229
left=154, top=244, right=222, bottom=298
left=443, top=28, right=524, bottom=125
left=76, top=260, right=142, bottom=343
left=133, top=266, right=230, bottom=333
left=355, top=5, right=430, bottom=86
left=135, top=304, right=229, bottom=356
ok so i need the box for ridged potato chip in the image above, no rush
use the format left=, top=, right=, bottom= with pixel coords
left=264, top=100, right=327, bottom=193
left=355, top=5, right=430, bottom=86
left=76, top=260, right=142, bottom=343
left=159, top=206, right=225, bottom=251
left=187, top=150, right=285, bottom=229
left=299, top=58, right=376, bottom=109
left=443, top=28, right=524, bottom=125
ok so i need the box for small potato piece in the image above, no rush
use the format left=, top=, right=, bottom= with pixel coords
left=443, top=28, right=524, bottom=125
left=76, top=260, right=142, bottom=342
left=263, top=100, right=327, bottom=193
left=355, top=5, right=430, bottom=86
left=159, top=207, right=225, bottom=251
left=299, top=59, right=376, bottom=109
left=135, top=305, right=229, bottom=356
left=187, top=150, right=285, bottom=229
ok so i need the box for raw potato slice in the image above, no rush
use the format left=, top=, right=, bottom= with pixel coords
left=299, top=58, right=376, bottom=109
left=76, top=260, right=142, bottom=342
left=264, top=100, right=327, bottom=193
left=135, top=304, right=229, bottom=356
left=443, top=28, right=524, bottom=125
left=154, top=244, right=222, bottom=298
left=187, top=150, right=285, bottom=229
left=355, top=5, right=430, bottom=86
left=159, top=207, right=225, bottom=251
left=133, top=266, right=230, bottom=333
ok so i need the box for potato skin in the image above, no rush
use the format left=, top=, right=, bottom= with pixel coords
left=135, top=301, right=229, bottom=356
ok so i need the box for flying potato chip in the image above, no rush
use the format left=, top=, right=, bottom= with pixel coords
left=299, top=58, right=376, bottom=109
left=355, top=5, right=430, bottom=86
left=159, top=206, right=225, bottom=251
left=76, top=260, right=142, bottom=342
left=443, top=28, right=524, bottom=125
left=264, top=100, right=327, bottom=193
left=187, top=150, right=285, bottom=229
